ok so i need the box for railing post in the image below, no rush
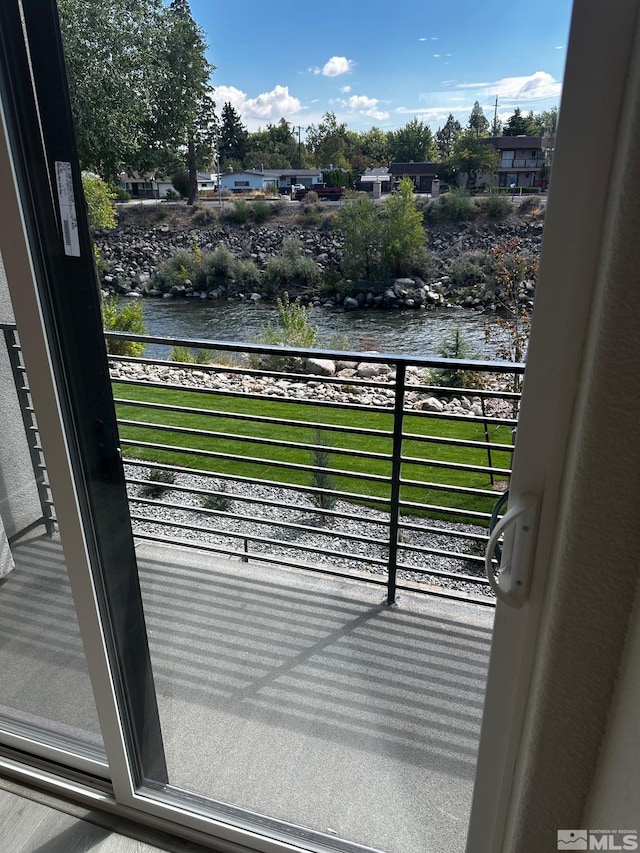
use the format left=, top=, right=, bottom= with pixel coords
left=3, top=327, right=56, bottom=535
left=386, top=362, right=406, bottom=605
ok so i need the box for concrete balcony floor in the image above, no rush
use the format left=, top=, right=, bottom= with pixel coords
left=0, top=531, right=494, bottom=853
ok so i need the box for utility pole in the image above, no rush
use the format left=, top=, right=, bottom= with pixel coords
left=493, top=95, right=499, bottom=135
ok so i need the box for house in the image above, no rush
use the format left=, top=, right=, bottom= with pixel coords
left=118, top=171, right=177, bottom=199
left=1, top=1, right=639, bottom=852
left=389, top=161, right=440, bottom=192
left=356, top=166, right=393, bottom=193
left=483, top=135, right=555, bottom=189
left=218, top=167, right=323, bottom=194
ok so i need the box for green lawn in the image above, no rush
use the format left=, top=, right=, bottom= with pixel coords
left=114, top=381, right=513, bottom=524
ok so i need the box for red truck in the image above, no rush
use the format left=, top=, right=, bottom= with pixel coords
left=293, top=183, right=345, bottom=202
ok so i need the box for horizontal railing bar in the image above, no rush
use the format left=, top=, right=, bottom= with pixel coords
left=400, top=477, right=501, bottom=498
left=132, top=530, right=390, bottom=588
left=400, top=454, right=512, bottom=477
left=103, top=329, right=526, bottom=374
left=397, top=542, right=486, bottom=565
left=125, top=477, right=386, bottom=525
left=399, top=499, right=492, bottom=520
left=120, top=439, right=392, bottom=485
left=406, top=383, right=521, bottom=401
left=112, top=376, right=395, bottom=415
left=128, top=513, right=388, bottom=566
left=117, top=418, right=392, bottom=464
left=395, top=559, right=489, bottom=585
left=114, top=397, right=394, bottom=440
left=129, top=496, right=385, bottom=547
left=394, top=580, right=495, bottom=607
left=402, top=430, right=515, bottom=453
left=123, top=459, right=393, bottom=506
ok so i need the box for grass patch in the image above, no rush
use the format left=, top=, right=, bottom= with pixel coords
left=114, top=380, right=512, bottom=525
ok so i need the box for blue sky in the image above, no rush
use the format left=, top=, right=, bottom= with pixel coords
left=188, top=0, right=574, bottom=136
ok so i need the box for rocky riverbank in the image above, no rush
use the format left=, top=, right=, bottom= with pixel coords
left=97, top=203, right=544, bottom=313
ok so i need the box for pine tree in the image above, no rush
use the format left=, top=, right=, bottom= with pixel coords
left=219, top=103, right=249, bottom=167
left=467, top=101, right=490, bottom=138
left=436, top=113, right=463, bottom=159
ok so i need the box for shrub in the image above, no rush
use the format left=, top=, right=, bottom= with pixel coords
left=193, top=245, right=237, bottom=291
left=479, top=191, right=512, bottom=220
left=264, top=242, right=321, bottom=292
left=447, top=251, right=492, bottom=289
left=237, top=258, right=261, bottom=289
left=172, top=168, right=190, bottom=198
left=164, top=188, right=179, bottom=201
left=298, top=205, right=321, bottom=226
left=261, top=292, right=317, bottom=348
left=426, top=188, right=477, bottom=223
left=102, top=296, right=146, bottom=356
left=380, top=178, right=428, bottom=279
left=191, top=205, right=217, bottom=225
left=311, top=429, right=337, bottom=521
left=250, top=199, right=272, bottom=223
left=201, top=484, right=232, bottom=512
left=82, top=174, right=116, bottom=230
left=112, top=185, right=131, bottom=203
left=170, top=346, right=212, bottom=364
left=155, top=249, right=199, bottom=291
left=224, top=199, right=249, bottom=223
left=141, top=468, right=176, bottom=499
left=302, top=191, right=319, bottom=206
left=432, top=327, right=483, bottom=389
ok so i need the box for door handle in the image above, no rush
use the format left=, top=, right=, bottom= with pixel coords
left=485, top=494, right=538, bottom=607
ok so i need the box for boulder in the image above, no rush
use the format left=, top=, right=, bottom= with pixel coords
left=304, top=358, right=336, bottom=376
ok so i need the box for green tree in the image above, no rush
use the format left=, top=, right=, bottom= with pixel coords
left=58, top=0, right=163, bottom=179
left=305, top=112, right=350, bottom=168
left=334, top=195, right=382, bottom=282
left=467, top=101, right=490, bottom=138
left=503, top=107, right=531, bottom=136
left=435, top=113, right=463, bottom=159
left=388, top=118, right=437, bottom=163
left=490, top=114, right=503, bottom=136
left=219, top=102, right=249, bottom=167
left=81, top=175, right=116, bottom=230
left=153, top=0, right=216, bottom=204
left=357, top=126, right=389, bottom=165
left=380, top=177, right=427, bottom=278
left=102, top=296, right=147, bottom=356
left=538, top=107, right=558, bottom=136
left=449, top=133, right=498, bottom=190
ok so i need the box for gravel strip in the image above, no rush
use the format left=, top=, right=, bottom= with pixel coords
left=125, top=462, right=494, bottom=601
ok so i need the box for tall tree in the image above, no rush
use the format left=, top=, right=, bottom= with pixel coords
left=435, top=114, right=463, bottom=159
left=538, top=107, right=558, bottom=136
left=219, top=103, right=249, bottom=167
left=357, top=126, right=390, bottom=165
left=467, top=101, right=490, bottom=138
left=153, top=0, right=215, bottom=204
left=58, top=0, right=164, bottom=179
left=388, top=118, right=437, bottom=163
left=305, top=112, right=350, bottom=168
left=503, top=107, right=531, bottom=136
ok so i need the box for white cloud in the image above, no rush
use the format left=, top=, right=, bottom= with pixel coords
left=555, top=45, right=564, bottom=49
left=340, top=85, right=352, bottom=93
left=419, top=37, right=426, bottom=42
left=338, top=94, right=389, bottom=120
left=213, top=84, right=303, bottom=128
left=433, top=54, right=440, bottom=58
left=458, top=70, right=562, bottom=103
left=321, top=56, right=354, bottom=77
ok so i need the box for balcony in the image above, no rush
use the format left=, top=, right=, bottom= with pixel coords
left=1, top=326, right=524, bottom=853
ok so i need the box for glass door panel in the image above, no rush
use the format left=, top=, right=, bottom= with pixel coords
left=0, top=263, right=105, bottom=765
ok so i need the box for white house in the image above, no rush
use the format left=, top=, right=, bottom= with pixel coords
left=219, top=167, right=324, bottom=194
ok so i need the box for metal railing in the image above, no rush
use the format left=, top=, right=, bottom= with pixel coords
left=3, top=325, right=525, bottom=606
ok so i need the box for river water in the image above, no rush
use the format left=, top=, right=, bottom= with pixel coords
left=138, top=298, right=504, bottom=360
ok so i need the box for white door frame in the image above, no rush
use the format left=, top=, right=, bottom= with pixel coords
left=466, top=2, right=640, bottom=850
